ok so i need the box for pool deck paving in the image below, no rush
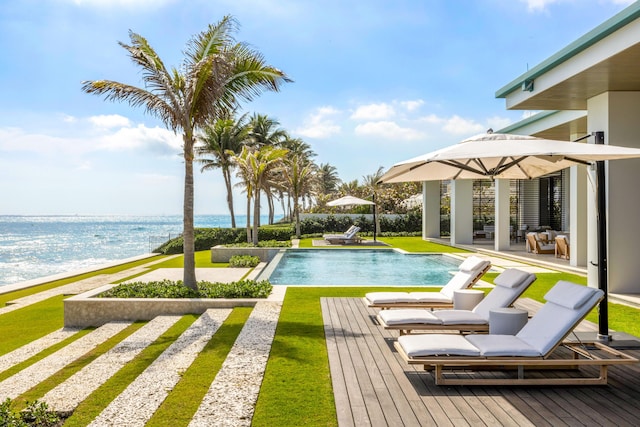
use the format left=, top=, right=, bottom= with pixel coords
left=2, top=251, right=640, bottom=425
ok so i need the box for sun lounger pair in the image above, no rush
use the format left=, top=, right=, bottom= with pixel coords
left=323, top=226, right=362, bottom=244
left=377, top=268, right=536, bottom=334
left=394, top=281, right=638, bottom=385
left=364, top=256, right=491, bottom=309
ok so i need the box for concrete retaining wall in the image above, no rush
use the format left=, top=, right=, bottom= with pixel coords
left=64, top=284, right=260, bottom=328
left=210, top=247, right=282, bottom=263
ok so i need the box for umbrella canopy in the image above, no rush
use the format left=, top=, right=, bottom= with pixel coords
left=327, top=195, right=375, bottom=206
left=379, top=131, right=640, bottom=342
left=379, top=132, right=640, bottom=184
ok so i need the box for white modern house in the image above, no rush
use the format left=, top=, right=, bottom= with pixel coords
left=423, top=2, right=640, bottom=297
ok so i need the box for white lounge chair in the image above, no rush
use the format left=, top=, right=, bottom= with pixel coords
left=364, top=256, right=491, bottom=309
left=394, top=281, right=638, bottom=385
left=323, top=225, right=357, bottom=240
left=324, top=226, right=361, bottom=244
left=377, top=268, right=536, bottom=334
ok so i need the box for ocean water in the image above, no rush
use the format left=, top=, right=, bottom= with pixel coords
left=0, top=214, right=277, bottom=287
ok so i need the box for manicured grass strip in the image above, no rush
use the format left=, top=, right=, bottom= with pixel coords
left=0, top=295, right=66, bottom=355
left=253, top=288, right=360, bottom=427
left=63, top=314, right=198, bottom=427
left=0, top=256, right=164, bottom=306
left=13, top=321, right=146, bottom=408
left=146, top=307, right=253, bottom=427
left=378, top=236, right=471, bottom=252
left=150, top=250, right=228, bottom=269
left=0, top=328, right=93, bottom=382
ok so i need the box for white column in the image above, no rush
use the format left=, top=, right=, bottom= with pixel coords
left=451, top=180, right=473, bottom=245
left=422, top=181, right=440, bottom=239
left=494, top=179, right=511, bottom=250
left=569, top=164, right=587, bottom=267
left=587, top=91, right=640, bottom=293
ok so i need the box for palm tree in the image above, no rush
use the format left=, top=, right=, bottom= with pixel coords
left=249, top=114, right=287, bottom=223
left=81, top=16, right=290, bottom=290
left=234, top=145, right=288, bottom=244
left=317, top=163, right=341, bottom=196
left=282, top=154, right=317, bottom=238
left=196, top=113, right=250, bottom=228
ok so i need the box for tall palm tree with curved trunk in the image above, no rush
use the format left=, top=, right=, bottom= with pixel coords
left=234, top=145, right=288, bottom=245
left=283, top=154, right=317, bottom=238
left=196, top=113, right=250, bottom=228
left=82, top=16, right=290, bottom=290
left=249, top=114, right=287, bottom=223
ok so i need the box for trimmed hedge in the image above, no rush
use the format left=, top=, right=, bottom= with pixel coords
left=97, top=279, right=273, bottom=299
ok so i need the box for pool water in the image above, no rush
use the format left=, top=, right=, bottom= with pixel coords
left=264, top=249, right=462, bottom=286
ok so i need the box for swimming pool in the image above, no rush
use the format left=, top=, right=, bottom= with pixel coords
left=262, top=249, right=462, bottom=286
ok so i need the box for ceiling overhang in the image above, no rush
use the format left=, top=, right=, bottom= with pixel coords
left=496, top=3, right=640, bottom=111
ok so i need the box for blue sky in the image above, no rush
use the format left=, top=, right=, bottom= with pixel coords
left=0, top=0, right=634, bottom=215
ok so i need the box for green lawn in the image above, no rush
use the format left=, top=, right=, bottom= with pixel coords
left=1, top=238, right=639, bottom=425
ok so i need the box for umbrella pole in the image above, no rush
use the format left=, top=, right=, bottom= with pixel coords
left=372, top=193, right=377, bottom=242
left=594, top=131, right=611, bottom=341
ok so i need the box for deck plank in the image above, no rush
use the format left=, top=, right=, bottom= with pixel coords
left=323, top=297, right=640, bottom=427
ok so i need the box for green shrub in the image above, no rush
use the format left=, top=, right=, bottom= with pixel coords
left=229, top=255, right=260, bottom=268
left=224, top=240, right=291, bottom=248
left=0, top=398, right=61, bottom=427
left=97, top=279, right=272, bottom=299
left=153, top=226, right=294, bottom=255
left=198, top=280, right=273, bottom=298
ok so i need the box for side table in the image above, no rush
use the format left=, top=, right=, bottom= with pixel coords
left=453, top=289, right=484, bottom=310
left=489, top=308, right=528, bottom=334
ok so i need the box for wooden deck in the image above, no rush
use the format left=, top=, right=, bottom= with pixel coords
left=321, top=297, right=640, bottom=427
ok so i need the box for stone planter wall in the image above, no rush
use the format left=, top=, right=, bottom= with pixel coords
left=210, top=246, right=283, bottom=263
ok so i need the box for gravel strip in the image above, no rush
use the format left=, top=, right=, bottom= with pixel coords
left=0, top=322, right=131, bottom=401
left=43, top=315, right=182, bottom=413
left=88, top=309, right=231, bottom=427
left=189, top=301, right=282, bottom=427
left=0, top=328, right=81, bottom=373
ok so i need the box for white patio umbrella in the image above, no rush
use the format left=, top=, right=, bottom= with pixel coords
left=327, top=195, right=375, bottom=206
left=379, top=131, right=640, bottom=341
left=327, top=195, right=377, bottom=240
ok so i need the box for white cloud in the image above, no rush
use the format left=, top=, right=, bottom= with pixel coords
left=420, top=114, right=445, bottom=125
left=399, top=99, right=424, bottom=112
left=442, top=115, right=485, bottom=135
left=351, top=103, right=396, bottom=120
left=294, top=106, right=341, bottom=139
left=89, top=114, right=132, bottom=129
left=522, top=0, right=634, bottom=12
left=98, top=124, right=182, bottom=154
left=354, top=121, right=424, bottom=140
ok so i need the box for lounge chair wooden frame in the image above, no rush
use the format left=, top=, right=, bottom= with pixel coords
left=394, top=340, right=638, bottom=385
left=381, top=319, right=489, bottom=335
left=365, top=263, right=492, bottom=309
left=555, top=235, right=570, bottom=260
left=393, top=293, right=639, bottom=386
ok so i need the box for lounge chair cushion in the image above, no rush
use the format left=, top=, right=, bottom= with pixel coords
left=365, top=292, right=413, bottom=304
left=458, top=256, right=488, bottom=273
left=494, top=268, right=531, bottom=288
left=466, top=335, right=541, bottom=357
left=433, top=310, right=487, bottom=325
left=398, top=334, right=480, bottom=357
left=544, top=280, right=595, bottom=309
left=378, top=309, right=441, bottom=325
left=406, top=292, right=453, bottom=303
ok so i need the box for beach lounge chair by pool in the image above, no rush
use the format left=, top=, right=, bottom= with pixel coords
left=377, top=268, right=536, bottom=334
left=394, top=281, right=638, bottom=385
left=364, top=256, right=491, bottom=309
left=323, top=225, right=357, bottom=240
left=324, top=226, right=361, bottom=244
left=555, top=235, right=570, bottom=260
